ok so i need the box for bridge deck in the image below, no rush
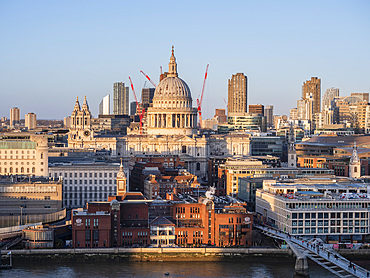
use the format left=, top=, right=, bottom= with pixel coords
left=256, top=225, right=369, bottom=278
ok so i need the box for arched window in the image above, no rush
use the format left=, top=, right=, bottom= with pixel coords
left=9, top=167, right=13, bottom=173
left=32, top=167, right=35, bottom=173
left=354, top=166, right=357, bottom=173
left=21, top=167, right=24, bottom=173
left=196, top=162, right=200, bottom=171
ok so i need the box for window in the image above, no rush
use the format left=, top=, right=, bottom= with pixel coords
left=85, top=230, right=91, bottom=240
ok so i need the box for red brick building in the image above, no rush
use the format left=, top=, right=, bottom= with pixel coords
left=71, top=193, right=253, bottom=248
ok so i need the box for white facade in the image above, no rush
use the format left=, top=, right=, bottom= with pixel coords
left=99, top=94, right=110, bottom=115
left=349, top=143, right=361, bottom=179
left=0, top=134, right=48, bottom=177
left=49, top=163, right=128, bottom=209
left=146, top=47, right=197, bottom=136
left=256, top=180, right=370, bottom=239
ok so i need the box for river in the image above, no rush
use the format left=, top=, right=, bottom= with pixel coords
left=1, top=256, right=354, bottom=278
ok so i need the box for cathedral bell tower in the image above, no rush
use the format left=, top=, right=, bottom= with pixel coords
left=68, top=96, right=94, bottom=147
left=116, top=159, right=127, bottom=196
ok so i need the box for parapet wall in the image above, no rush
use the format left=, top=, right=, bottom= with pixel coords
left=1, top=247, right=289, bottom=261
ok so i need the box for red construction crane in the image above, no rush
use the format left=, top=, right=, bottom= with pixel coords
left=196, top=64, right=209, bottom=128
left=140, top=70, right=157, bottom=88
left=129, top=76, right=145, bottom=134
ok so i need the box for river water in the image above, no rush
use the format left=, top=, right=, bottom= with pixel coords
left=1, top=257, right=355, bottom=278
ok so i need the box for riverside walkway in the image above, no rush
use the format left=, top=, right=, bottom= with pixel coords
left=256, top=225, right=369, bottom=278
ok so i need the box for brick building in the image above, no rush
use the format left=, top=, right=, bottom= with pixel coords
left=71, top=191, right=253, bottom=248
left=144, top=172, right=200, bottom=199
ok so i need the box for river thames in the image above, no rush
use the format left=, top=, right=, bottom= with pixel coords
left=4, top=256, right=367, bottom=278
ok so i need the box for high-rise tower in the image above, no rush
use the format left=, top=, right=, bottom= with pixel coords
left=10, top=107, right=20, bottom=127
left=264, top=105, right=274, bottom=128
left=25, top=112, right=37, bottom=130
left=141, top=88, right=155, bottom=110
left=99, top=94, right=110, bottom=115
left=302, top=77, right=321, bottom=116
left=228, top=73, right=247, bottom=116
left=113, top=82, right=129, bottom=115
left=322, top=88, right=339, bottom=110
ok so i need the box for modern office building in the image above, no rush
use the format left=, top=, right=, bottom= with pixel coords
left=256, top=178, right=370, bottom=242
left=322, top=88, right=339, bottom=110
left=141, top=88, right=155, bottom=110
left=264, top=105, right=274, bottom=128
left=49, top=162, right=127, bottom=208
left=249, top=104, right=264, bottom=115
left=10, top=107, right=20, bottom=127
left=228, top=73, right=247, bottom=116
left=217, top=157, right=333, bottom=197
left=302, top=77, right=321, bottom=116
left=0, top=178, right=63, bottom=216
left=224, top=113, right=266, bottom=132
left=130, top=101, right=137, bottom=116
left=25, top=112, right=37, bottom=130
left=113, top=82, right=129, bottom=115
left=214, top=109, right=227, bottom=124
left=333, top=94, right=370, bottom=132
left=99, top=94, right=110, bottom=115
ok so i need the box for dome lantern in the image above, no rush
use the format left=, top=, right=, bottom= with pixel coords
left=168, top=46, right=178, bottom=77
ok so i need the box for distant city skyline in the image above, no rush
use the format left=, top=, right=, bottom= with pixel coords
left=0, top=0, right=369, bottom=119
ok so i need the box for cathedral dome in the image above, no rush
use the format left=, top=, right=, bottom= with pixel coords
left=153, top=76, right=191, bottom=102
left=146, top=46, right=198, bottom=136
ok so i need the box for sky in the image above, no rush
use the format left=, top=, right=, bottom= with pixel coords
left=0, top=0, right=369, bottom=120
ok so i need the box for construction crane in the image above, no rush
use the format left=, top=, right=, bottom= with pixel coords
left=196, top=64, right=209, bottom=128
left=129, top=76, right=145, bottom=134
left=140, top=70, right=157, bottom=88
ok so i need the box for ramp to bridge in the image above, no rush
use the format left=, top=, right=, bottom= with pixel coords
left=256, top=225, right=369, bottom=278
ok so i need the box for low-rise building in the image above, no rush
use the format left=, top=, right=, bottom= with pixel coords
left=256, top=178, right=370, bottom=243
left=71, top=188, right=253, bottom=248
left=0, top=133, right=48, bottom=177
left=49, top=162, right=127, bottom=208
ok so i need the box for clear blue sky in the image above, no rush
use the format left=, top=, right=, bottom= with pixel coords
left=0, top=0, right=369, bottom=119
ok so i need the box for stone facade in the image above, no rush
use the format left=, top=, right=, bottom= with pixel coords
left=146, top=47, right=197, bottom=136
left=0, top=133, right=48, bottom=177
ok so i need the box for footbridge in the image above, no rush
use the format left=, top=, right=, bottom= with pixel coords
left=256, top=225, right=369, bottom=278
